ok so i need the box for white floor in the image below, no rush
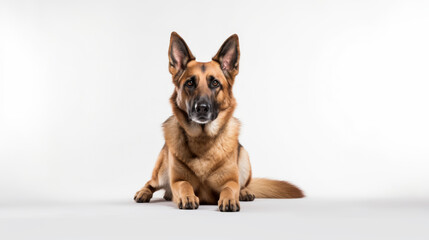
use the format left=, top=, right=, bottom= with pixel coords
left=1, top=196, right=428, bottom=240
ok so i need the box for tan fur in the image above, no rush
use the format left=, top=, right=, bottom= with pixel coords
left=134, top=32, right=304, bottom=212
left=247, top=178, right=304, bottom=198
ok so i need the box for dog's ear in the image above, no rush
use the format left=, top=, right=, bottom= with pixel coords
left=168, top=32, right=195, bottom=77
left=212, top=34, right=240, bottom=78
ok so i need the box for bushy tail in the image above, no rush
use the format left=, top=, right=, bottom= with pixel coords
left=246, top=178, right=304, bottom=198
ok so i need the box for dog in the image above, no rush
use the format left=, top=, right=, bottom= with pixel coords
left=134, top=32, right=304, bottom=212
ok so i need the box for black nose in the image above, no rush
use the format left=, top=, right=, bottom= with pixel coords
left=195, top=102, right=210, bottom=113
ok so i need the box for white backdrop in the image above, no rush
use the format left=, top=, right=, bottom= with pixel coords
left=1, top=0, right=429, bottom=204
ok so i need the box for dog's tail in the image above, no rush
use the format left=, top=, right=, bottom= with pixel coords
left=246, top=178, right=304, bottom=198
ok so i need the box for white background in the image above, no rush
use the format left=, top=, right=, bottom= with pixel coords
left=1, top=0, right=429, bottom=204
left=2, top=1, right=429, bottom=239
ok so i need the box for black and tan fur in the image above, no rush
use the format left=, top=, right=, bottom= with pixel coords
left=134, top=32, right=304, bottom=212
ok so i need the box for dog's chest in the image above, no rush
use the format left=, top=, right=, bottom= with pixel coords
left=187, top=157, right=217, bottom=179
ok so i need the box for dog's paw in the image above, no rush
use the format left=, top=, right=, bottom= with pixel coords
left=163, top=191, right=172, bottom=201
left=239, top=188, right=255, bottom=201
left=218, top=197, right=240, bottom=212
left=177, top=195, right=199, bottom=210
left=134, top=188, right=153, bottom=203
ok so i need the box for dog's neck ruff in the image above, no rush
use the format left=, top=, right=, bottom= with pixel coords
left=162, top=114, right=241, bottom=160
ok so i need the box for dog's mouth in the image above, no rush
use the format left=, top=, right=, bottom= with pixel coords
left=190, top=115, right=212, bottom=125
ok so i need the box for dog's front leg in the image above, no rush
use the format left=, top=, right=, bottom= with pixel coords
left=171, top=180, right=199, bottom=209
left=218, top=180, right=240, bottom=212
left=170, top=155, right=199, bottom=210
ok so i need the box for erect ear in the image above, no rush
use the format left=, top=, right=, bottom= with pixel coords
left=212, top=34, right=240, bottom=78
left=168, top=32, right=195, bottom=77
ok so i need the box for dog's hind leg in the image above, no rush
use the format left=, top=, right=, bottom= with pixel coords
left=134, top=144, right=169, bottom=203
left=134, top=179, right=158, bottom=203
left=163, top=186, right=173, bottom=201
left=237, top=145, right=255, bottom=201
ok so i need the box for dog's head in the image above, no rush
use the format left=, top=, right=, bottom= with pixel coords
left=168, top=32, right=240, bottom=126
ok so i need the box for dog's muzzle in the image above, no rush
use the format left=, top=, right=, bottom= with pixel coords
left=189, top=97, right=216, bottom=124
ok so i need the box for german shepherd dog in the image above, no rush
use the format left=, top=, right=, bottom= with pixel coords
left=134, top=32, right=304, bottom=212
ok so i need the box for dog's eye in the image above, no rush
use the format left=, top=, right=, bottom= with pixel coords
left=211, top=80, right=220, bottom=88
left=185, top=79, right=195, bottom=88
